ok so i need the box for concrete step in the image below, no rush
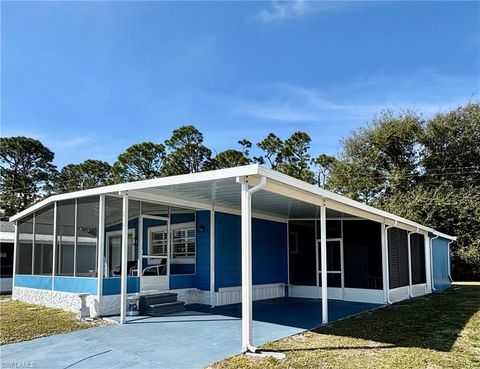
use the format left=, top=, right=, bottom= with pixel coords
left=141, top=301, right=185, bottom=316
left=139, top=293, right=178, bottom=309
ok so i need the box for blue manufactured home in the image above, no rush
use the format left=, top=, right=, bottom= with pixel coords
left=9, top=165, right=455, bottom=353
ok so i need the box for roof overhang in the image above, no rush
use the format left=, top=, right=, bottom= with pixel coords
left=9, top=164, right=456, bottom=241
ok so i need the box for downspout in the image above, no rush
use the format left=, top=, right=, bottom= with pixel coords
left=447, top=240, right=454, bottom=283
left=241, top=176, right=267, bottom=354
left=430, top=234, right=439, bottom=292
left=384, top=220, right=397, bottom=304
left=407, top=227, right=419, bottom=299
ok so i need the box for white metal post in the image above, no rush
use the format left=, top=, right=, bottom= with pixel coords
left=97, top=195, right=105, bottom=298
left=31, top=213, right=35, bottom=274
left=320, top=205, right=328, bottom=324
left=12, top=221, right=18, bottom=292
left=138, top=202, right=143, bottom=280
left=241, top=182, right=253, bottom=352
left=210, top=207, right=216, bottom=307
left=381, top=223, right=388, bottom=303
left=73, top=199, right=78, bottom=277
left=424, top=234, right=431, bottom=293
left=120, top=192, right=129, bottom=324
left=52, top=202, right=57, bottom=290
left=430, top=235, right=439, bottom=291
left=407, top=231, right=414, bottom=298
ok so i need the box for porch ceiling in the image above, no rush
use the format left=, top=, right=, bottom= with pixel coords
left=129, top=177, right=349, bottom=220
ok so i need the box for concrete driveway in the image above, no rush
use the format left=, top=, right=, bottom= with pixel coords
left=0, top=298, right=380, bottom=369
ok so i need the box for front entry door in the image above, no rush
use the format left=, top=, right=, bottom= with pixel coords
left=140, top=215, right=170, bottom=292
left=317, top=239, right=344, bottom=299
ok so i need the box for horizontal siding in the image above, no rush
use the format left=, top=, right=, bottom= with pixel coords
left=170, top=275, right=196, bottom=289
left=102, top=277, right=139, bottom=295
left=215, top=212, right=287, bottom=290
left=195, top=210, right=210, bottom=291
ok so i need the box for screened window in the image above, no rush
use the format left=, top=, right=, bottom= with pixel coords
left=343, top=220, right=383, bottom=290
left=34, top=205, right=54, bottom=275
left=289, top=220, right=316, bottom=286
left=76, top=197, right=99, bottom=277
left=172, top=228, right=196, bottom=258
left=56, top=200, right=75, bottom=276
left=411, top=233, right=426, bottom=285
left=388, top=228, right=409, bottom=289
left=17, top=215, right=33, bottom=275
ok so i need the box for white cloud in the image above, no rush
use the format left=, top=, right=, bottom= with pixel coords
left=256, top=0, right=308, bottom=23
left=220, top=71, right=477, bottom=124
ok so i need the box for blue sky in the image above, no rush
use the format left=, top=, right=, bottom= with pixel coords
left=2, top=1, right=479, bottom=168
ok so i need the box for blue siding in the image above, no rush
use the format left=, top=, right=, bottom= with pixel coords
left=432, top=237, right=451, bottom=291
left=196, top=210, right=210, bottom=291
left=215, top=213, right=241, bottom=289
left=54, top=277, right=97, bottom=295
left=170, top=275, right=196, bottom=289
left=215, top=212, right=288, bottom=290
left=15, top=275, right=52, bottom=290
left=102, top=277, right=140, bottom=295
left=253, top=218, right=288, bottom=285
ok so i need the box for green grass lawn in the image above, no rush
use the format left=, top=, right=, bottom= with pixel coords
left=210, top=282, right=480, bottom=369
left=0, top=297, right=108, bottom=345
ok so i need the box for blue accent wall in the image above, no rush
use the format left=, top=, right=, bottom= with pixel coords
left=215, top=212, right=288, bottom=290
left=54, top=277, right=97, bottom=295
left=196, top=210, right=210, bottom=291
left=432, top=237, right=451, bottom=291
left=15, top=275, right=52, bottom=290
left=102, top=277, right=140, bottom=295
left=170, top=275, right=196, bottom=289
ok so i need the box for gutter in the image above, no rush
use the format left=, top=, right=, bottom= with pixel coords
left=430, top=234, right=439, bottom=291
left=241, top=176, right=267, bottom=354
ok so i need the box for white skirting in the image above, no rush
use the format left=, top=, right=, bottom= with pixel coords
left=411, top=283, right=428, bottom=297
left=288, top=285, right=386, bottom=304
left=389, top=286, right=410, bottom=303
left=213, top=283, right=285, bottom=306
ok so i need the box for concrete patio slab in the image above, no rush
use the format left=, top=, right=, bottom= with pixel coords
left=0, top=298, right=381, bottom=369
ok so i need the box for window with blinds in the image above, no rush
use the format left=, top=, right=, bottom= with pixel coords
left=172, top=228, right=196, bottom=258
left=150, top=231, right=168, bottom=256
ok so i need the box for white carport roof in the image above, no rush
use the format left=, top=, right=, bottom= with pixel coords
left=9, top=164, right=455, bottom=240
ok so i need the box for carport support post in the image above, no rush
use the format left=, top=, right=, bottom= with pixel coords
left=320, top=205, right=328, bottom=324
left=120, top=191, right=129, bottom=324
left=240, top=182, right=254, bottom=352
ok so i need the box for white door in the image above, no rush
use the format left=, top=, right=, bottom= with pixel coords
left=141, top=216, right=170, bottom=292
left=317, top=238, right=344, bottom=300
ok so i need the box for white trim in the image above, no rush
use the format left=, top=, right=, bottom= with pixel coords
left=10, top=165, right=261, bottom=222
